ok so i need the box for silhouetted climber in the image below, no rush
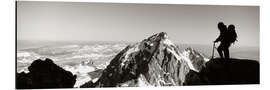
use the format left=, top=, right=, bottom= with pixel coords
left=214, top=22, right=237, bottom=59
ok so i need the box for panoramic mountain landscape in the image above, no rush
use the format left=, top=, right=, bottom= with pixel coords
left=16, top=32, right=259, bottom=88
left=16, top=1, right=259, bottom=88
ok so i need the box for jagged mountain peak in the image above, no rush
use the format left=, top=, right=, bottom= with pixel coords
left=144, top=32, right=168, bottom=41
left=142, top=32, right=174, bottom=46
left=118, top=32, right=178, bottom=67
left=82, top=32, right=197, bottom=87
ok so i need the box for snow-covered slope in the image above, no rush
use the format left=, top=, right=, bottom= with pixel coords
left=181, top=47, right=209, bottom=72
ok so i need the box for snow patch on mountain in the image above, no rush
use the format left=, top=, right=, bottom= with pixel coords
left=74, top=75, right=92, bottom=88
left=181, top=48, right=210, bottom=72
left=137, top=74, right=152, bottom=86
left=120, top=44, right=140, bottom=67
left=163, top=38, right=174, bottom=46
left=166, top=47, right=197, bottom=72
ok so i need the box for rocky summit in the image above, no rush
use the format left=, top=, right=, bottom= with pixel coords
left=184, top=58, right=259, bottom=85
left=82, top=32, right=202, bottom=87
left=16, top=58, right=77, bottom=89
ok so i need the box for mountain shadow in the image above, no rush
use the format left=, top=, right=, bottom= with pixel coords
left=16, top=58, right=77, bottom=89
left=184, top=58, right=259, bottom=85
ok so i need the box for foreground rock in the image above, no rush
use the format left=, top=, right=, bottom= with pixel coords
left=16, top=58, right=77, bottom=89
left=184, top=58, right=259, bottom=85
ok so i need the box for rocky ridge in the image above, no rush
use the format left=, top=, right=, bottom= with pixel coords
left=81, top=32, right=205, bottom=87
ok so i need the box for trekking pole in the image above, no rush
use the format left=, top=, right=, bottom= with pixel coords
left=211, top=42, right=216, bottom=59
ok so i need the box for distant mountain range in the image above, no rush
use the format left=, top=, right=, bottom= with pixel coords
left=17, top=39, right=259, bottom=61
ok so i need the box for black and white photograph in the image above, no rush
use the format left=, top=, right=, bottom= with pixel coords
left=15, top=1, right=259, bottom=89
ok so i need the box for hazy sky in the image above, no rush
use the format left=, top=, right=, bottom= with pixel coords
left=17, top=1, right=259, bottom=47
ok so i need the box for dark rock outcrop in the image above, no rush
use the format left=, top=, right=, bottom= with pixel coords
left=184, top=58, right=259, bottom=85
left=16, top=58, right=77, bottom=89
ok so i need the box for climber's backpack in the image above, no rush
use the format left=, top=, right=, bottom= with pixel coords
left=227, top=29, right=238, bottom=44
